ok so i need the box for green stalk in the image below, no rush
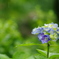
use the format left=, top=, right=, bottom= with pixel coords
left=47, top=43, right=50, bottom=58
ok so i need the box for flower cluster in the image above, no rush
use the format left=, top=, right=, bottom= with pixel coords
left=31, top=23, right=59, bottom=43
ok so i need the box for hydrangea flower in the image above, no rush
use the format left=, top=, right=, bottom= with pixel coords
left=43, top=27, right=54, bottom=34
left=44, top=23, right=58, bottom=29
left=31, top=27, right=44, bottom=34
left=38, top=33, right=50, bottom=43
left=31, top=23, right=59, bottom=44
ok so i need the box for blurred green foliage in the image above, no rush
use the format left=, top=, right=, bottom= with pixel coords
left=0, top=0, right=59, bottom=59
left=0, top=20, right=23, bottom=57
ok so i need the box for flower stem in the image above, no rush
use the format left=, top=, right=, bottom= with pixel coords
left=47, top=43, right=50, bottom=58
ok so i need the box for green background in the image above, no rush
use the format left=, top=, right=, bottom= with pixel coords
left=0, top=0, right=59, bottom=59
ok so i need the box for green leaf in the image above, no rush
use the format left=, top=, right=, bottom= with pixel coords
left=49, top=53, right=59, bottom=59
left=26, top=56, right=35, bottom=59
left=36, top=49, right=47, bottom=57
left=13, top=51, right=30, bottom=59
left=34, top=54, right=47, bottom=59
left=13, top=46, right=33, bottom=59
left=15, top=43, right=45, bottom=47
left=37, top=49, right=59, bottom=59
left=13, top=45, right=48, bottom=59
left=0, top=54, right=10, bottom=59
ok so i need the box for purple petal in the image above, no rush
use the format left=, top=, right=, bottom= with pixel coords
left=31, top=27, right=44, bottom=34
left=38, top=33, right=44, bottom=40
left=38, top=34, right=51, bottom=43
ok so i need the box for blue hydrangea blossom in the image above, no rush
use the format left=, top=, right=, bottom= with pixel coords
left=31, top=27, right=44, bottom=34
left=31, top=23, right=59, bottom=43
left=38, top=33, right=50, bottom=43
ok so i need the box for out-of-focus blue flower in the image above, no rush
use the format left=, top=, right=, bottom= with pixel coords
left=44, top=27, right=50, bottom=32
left=44, top=23, right=58, bottom=28
left=38, top=33, right=44, bottom=40
left=31, top=27, right=44, bottom=34
left=48, top=28, right=54, bottom=34
left=43, top=27, right=54, bottom=34
left=44, top=27, right=53, bottom=33
left=56, top=27, right=59, bottom=35
left=31, top=23, right=59, bottom=44
left=57, top=27, right=59, bottom=31
left=38, top=33, right=51, bottom=43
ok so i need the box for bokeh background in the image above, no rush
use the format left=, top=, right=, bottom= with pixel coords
left=0, top=0, right=59, bottom=59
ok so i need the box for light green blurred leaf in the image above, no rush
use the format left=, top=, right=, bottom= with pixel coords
left=0, top=54, right=10, bottom=59
left=37, top=49, right=59, bottom=59
left=34, top=54, right=47, bottom=59
left=13, top=44, right=47, bottom=59
left=27, top=53, right=47, bottom=59
left=49, top=53, right=59, bottom=59
left=15, top=43, right=45, bottom=47
left=13, top=50, right=48, bottom=59
left=26, top=56, right=35, bottom=59
left=36, top=49, right=47, bottom=57
left=13, top=47, right=31, bottom=59
left=13, top=51, right=35, bottom=59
